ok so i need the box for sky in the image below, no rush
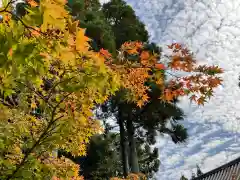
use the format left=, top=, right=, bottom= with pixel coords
left=121, top=0, right=240, bottom=179
left=101, top=0, right=240, bottom=179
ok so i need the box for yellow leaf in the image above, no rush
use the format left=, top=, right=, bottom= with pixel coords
left=142, top=94, right=149, bottom=102
left=156, top=79, right=163, bottom=85
left=31, top=101, right=37, bottom=109
left=78, top=116, right=87, bottom=125
left=76, top=28, right=90, bottom=52
left=59, top=47, right=75, bottom=65
left=14, top=146, right=22, bottom=154
left=137, top=100, right=144, bottom=108
left=41, top=0, right=68, bottom=31
left=68, top=19, right=79, bottom=34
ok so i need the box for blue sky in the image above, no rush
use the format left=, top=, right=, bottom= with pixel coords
left=100, top=0, right=240, bottom=179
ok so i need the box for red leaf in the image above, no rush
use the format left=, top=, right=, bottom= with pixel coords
left=155, top=63, right=166, bottom=70
left=100, top=48, right=112, bottom=59
left=174, top=43, right=181, bottom=49
left=190, top=95, right=197, bottom=102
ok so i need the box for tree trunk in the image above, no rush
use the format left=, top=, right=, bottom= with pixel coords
left=118, top=108, right=129, bottom=177
left=126, top=117, right=139, bottom=173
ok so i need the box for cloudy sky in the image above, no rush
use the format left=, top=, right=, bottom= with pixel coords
left=120, top=0, right=240, bottom=179
left=1, top=0, right=239, bottom=179
left=100, top=0, right=240, bottom=179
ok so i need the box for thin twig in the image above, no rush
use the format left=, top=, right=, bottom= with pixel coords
left=6, top=115, right=57, bottom=179
left=47, top=77, right=76, bottom=101
left=15, top=80, right=54, bottom=109
left=5, top=91, right=68, bottom=179
left=0, top=99, right=14, bottom=108
left=4, top=10, right=45, bottom=35
left=0, top=0, right=15, bottom=13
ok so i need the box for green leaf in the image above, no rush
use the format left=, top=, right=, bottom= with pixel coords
left=2, top=0, right=9, bottom=7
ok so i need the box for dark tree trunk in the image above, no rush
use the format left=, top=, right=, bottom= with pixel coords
left=118, top=108, right=129, bottom=177
left=126, top=117, right=139, bottom=173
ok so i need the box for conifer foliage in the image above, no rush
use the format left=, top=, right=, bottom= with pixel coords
left=0, top=0, right=223, bottom=179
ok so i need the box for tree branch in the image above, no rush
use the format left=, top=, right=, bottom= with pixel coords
left=5, top=95, right=66, bottom=179
left=6, top=116, right=56, bottom=179
left=0, top=0, right=15, bottom=13
left=15, top=80, right=54, bottom=109
left=47, top=77, right=76, bottom=101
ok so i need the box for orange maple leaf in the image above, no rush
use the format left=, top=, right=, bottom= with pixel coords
left=3, top=14, right=11, bottom=22
left=140, top=51, right=150, bottom=60
left=155, top=63, right=165, bottom=70
left=137, top=100, right=145, bottom=108
left=164, top=89, right=173, bottom=101
left=9, top=48, right=13, bottom=57
left=174, top=43, right=181, bottom=49
left=127, top=48, right=138, bottom=54
left=135, top=41, right=143, bottom=48
left=39, top=52, right=49, bottom=58
left=100, top=48, right=111, bottom=59
left=27, top=0, right=38, bottom=7
left=142, top=94, right=149, bottom=102
left=30, top=28, right=41, bottom=37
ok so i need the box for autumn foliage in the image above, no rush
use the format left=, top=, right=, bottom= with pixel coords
left=101, top=41, right=223, bottom=107
left=0, top=0, right=223, bottom=179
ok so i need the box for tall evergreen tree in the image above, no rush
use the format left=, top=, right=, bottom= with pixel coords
left=67, top=0, right=117, bottom=54
left=58, top=132, right=160, bottom=179
left=100, top=77, right=188, bottom=176
left=102, top=0, right=149, bottom=49
left=180, top=175, right=189, bottom=180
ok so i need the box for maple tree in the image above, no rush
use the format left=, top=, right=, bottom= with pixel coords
left=0, top=0, right=223, bottom=179
left=0, top=0, right=118, bottom=179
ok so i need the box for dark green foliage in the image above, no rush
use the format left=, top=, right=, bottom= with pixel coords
left=59, top=133, right=122, bottom=180
left=196, top=164, right=203, bottom=176
left=15, top=2, right=28, bottom=17
left=102, top=0, right=149, bottom=49
left=67, top=0, right=117, bottom=54
left=59, top=132, right=160, bottom=179
left=137, top=142, right=160, bottom=178
left=180, top=175, right=189, bottom=180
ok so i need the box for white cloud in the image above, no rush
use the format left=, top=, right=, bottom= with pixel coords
left=125, top=1, right=240, bottom=179
left=202, top=139, right=228, bottom=150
